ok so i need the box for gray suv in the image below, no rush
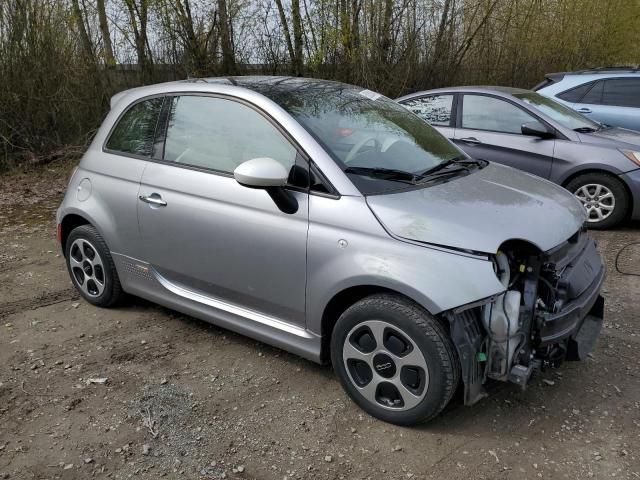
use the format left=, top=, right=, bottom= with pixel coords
left=57, top=77, right=604, bottom=425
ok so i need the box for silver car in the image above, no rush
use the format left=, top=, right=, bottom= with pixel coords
left=397, top=87, right=640, bottom=229
left=57, top=77, right=605, bottom=425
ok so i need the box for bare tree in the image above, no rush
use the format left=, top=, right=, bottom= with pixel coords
left=217, top=0, right=235, bottom=73
left=70, top=0, right=94, bottom=60
left=96, top=0, right=115, bottom=65
left=123, top=0, right=152, bottom=81
left=3, top=0, right=640, bottom=169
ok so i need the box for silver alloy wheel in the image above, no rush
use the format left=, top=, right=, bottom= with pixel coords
left=342, top=320, right=429, bottom=411
left=574, top=183, right=615, bottom=223
left=69, top=238, right=105, bottom=297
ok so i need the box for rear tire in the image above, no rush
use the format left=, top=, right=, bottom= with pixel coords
left=330, top=294, right=459, bottom=425
left=65, top=225, right=124, bottom=307
left=566, top=172, right=629, bottom=229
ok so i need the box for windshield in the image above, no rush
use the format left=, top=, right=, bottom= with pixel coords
left=514, top=92, right=601, bottom=131
left=255, top=80, right=468, bottom=194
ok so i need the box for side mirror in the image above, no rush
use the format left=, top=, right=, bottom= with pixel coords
left=234, top=157, right=289, bottom=188
left=234, top=157, right=298, bottom=214
left=521, top=121, right=555, bottom=139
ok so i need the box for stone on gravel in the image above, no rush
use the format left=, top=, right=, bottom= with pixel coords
left=86, top=377, right=108, bottom=385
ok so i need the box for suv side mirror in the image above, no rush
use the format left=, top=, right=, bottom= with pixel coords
left=521, top=121, right=555, bottom=139
left=234, top=157, right=289, bottom=188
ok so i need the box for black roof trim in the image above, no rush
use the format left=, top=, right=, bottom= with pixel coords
left=549, top=66, right=640, bottom=76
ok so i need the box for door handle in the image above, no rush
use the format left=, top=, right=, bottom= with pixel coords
left=577, top=107, right=592, bottom=114
left=139, top=194, right=167, bottom=207
left=459, top=137, right=481, bottom=145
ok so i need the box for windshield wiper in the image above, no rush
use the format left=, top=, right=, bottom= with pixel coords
left=416, top=156, right=481, bottom=181
left=343, top=166, right=418, bottom=184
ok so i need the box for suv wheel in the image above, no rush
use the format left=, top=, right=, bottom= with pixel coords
left=567, top=172, right=629, bottom=229
left=331, top=294, right=459, bottom=425
left=65, top=225, right=124, bottom=307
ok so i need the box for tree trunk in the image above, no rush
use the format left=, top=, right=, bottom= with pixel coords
left=70, top=0, right=94, bottom=60
left=217, top=0, right=236, bottom=74
left=124, top=0, right=153, bottom=82
left=96, top=0, right=115, bottom=65
left=274, top=0, right=295, bottom=74
left=379, top=0, right=393, bottom=63
left=291, top=0, right=304, bottom=75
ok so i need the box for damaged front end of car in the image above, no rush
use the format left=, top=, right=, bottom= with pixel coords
left=445, top=225, right=605, bottom=405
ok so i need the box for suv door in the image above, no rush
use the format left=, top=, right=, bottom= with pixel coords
left=399, top=93, right=456, bottom=139
left=137, top=94, right=309, bottom=328
left=454, top=94, right=555, bottom=179
left=571, top=78, right=640, bottom=131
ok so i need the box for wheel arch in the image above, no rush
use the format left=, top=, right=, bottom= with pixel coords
left=60, top=213, right=92, bottom=255
left=561, top=167, right=622, bottom=187
left=319, top=285, right=445, bottom=364
left=561, top=168, right=633, bottom=217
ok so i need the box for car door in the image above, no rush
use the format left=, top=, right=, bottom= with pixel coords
left=95, top=96, right=164, bottom=260
left=568, top=80, right=610, bottom=125
left=569, top=78, right=640, bottom=130
left=597, top=78, right=640, bottom=131
left=399, top=93, right=456, bottom=139
left=453, top=94, right=555, bottom=179
left=137, top=94, right=309, bottom=327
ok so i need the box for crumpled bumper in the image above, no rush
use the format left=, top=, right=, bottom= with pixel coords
left=538, top=235, right=605, bottom=359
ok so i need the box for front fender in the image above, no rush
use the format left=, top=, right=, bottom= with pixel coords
left=306, top=195, right=506, bottom=336
left=552, top=141, right=634, bottom=184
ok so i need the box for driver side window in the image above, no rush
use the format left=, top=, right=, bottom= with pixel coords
left=163, top=95, right=297, bottom=174
left=462, top=95, right=537, bottom=134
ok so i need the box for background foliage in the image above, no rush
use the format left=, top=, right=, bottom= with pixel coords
left=1, top=0, right=639, bottom=169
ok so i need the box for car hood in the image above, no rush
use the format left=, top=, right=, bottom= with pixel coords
left=366, top=163, right=586, bottom=254
left=578, top=127, right=640, bottom=149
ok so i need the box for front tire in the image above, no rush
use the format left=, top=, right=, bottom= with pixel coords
left=65, top=225, right=124, bottom=307
left=567, top=172, right=629, bottom=229
left=330, top=294, right=459, bottom=426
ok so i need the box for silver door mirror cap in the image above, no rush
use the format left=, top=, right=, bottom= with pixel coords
left=234, top=157, right=289, bottom=188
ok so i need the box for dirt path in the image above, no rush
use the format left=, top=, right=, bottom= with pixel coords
left=0, top=164, right=639, bottom=479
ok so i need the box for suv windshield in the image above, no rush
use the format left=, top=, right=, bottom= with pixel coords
left=514, top=92, right=601, bottom=131
left=254, top=80, right=469, bottom=194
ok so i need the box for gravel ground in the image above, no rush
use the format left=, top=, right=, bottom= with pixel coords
left=0, top=163, right=639, bottom=480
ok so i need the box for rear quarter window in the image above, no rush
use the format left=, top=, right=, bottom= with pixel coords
left=556, top=82, right=594, bottom=103
left=105, top=98, right=164, bottom=157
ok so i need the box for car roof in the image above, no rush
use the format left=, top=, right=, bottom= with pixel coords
left=533, top=68, right=640, bottom=93
left=110, top=76, right=356, bottom=108
left=551, top=66, right=640, bottom=76
left=396, top=86, right=531, bottom=101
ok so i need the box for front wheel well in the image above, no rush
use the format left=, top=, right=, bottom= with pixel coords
left=60, top=214, right=91, bottom=254
left=319, top=286, right=440, bottom=364
left=562, top=169, right=632, bottom=199
left=562, top=169, right=633, bottom=221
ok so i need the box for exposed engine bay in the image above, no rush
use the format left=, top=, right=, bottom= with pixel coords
left=447, top=226, right=605, bottom=405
